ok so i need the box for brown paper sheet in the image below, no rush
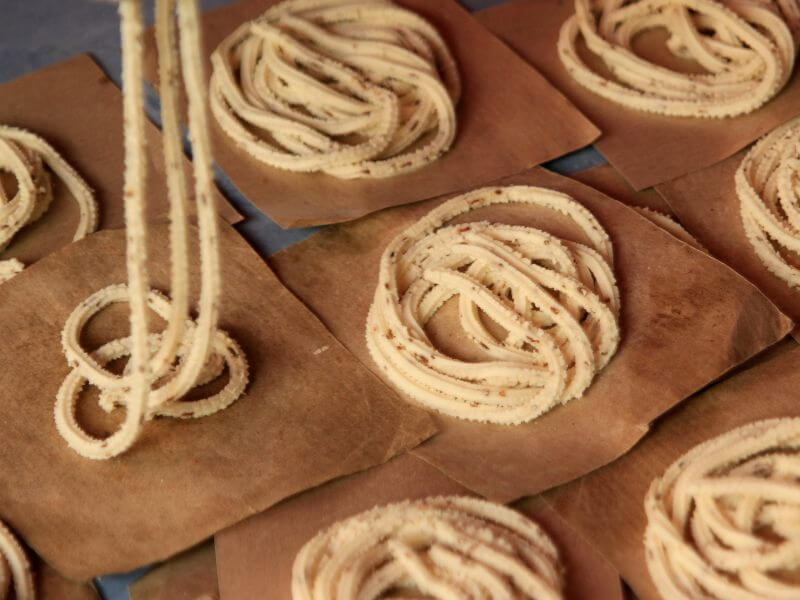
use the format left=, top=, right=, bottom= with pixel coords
left=129, top=542, right=218, bottom=600
left=0, top=53, right=241, bottom=271
left=546, top=338, right=800, bottom=600
left=142, top=0, right=600, bottom=229
left=0, top=219, right=436, bottom=580
left=267, top=165, right=792, bottom=504
left=655, top=142, right=800, bottom=342
left=572, top=165, right=673, bottom=214
left=215, top=452, right=624, bottom=600
left=34, top=561, right=100, bottom=600
left=476, top=0, right=800, bottom=191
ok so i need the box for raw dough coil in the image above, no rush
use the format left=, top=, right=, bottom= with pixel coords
left=0, top=519, right=33, bottom=600
left=558, top=0, right=798, bottom=118
left=209, top=0, right=459, bottom=178
left=54, top=0, right=248, bottom=460
left=292, top=496, right=565, bottom=600
left=366, top=186, right=620, bottom=425
left=644, top=417, right=800, bottom=600
left=736, top=115, right=800, bottom=287
left=0, top=126, right=97, bottom=283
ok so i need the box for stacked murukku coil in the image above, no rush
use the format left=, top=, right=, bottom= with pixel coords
left=54, top=0, right=249, bottom=460
left=366, top=186, right=621, bottom=425
left=631, top=206, right=705, bottom=250
left=0, top=520, right=33, bottom=600
left=0, top=126, right=97, bottom=283
left=558, top=0, right=799, bottom=118
left=736, top=115, right=800, bottom=287
left=292, top=496, right=565, bottom=600
left=209, top=0, right=460, bottom=178
left=644, top=418, right=800, bottom=599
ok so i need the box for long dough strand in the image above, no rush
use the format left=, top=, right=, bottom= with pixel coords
left=54, top=0, right=249, bottom=460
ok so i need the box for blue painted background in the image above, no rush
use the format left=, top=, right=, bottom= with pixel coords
left=0, top=1, right=604, bottom=597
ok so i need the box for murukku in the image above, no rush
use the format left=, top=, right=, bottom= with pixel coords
left=0, top=520, right=33, bottom=600
left=631, top=205, right=705, bottom=250
left=366, top=186, right=620, bottom=425
left=559, top=0, right=799, bottom=118
left=209, top=0, right=459, bottom=178
left=292, top=495, right=565, bottom=600
left=644, top=417, right=800, bottom=599
left=54, top=0, right=249, bottom=460
left=737, top=115, right=800, bottom=287
left=0, top=126, right=97, bottom=283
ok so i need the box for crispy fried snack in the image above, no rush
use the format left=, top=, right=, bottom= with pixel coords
left=54, top=0, right=249, bottom=460
left=0, top=520, right=33, bottom=600
left=366, top=186, right=620, bottom=425
left=292, top=496, right=565, bottom=600
left=0, top=126, right=97, bottom=283
left=644, top=418, right=800, bottom=599
left=559, top=0, right=799, bottom=118
left=737, top=115, right=800, bottom=287
left=631, top=205, right=705, bottom=250
left=210, top=0, right=459, bottom=178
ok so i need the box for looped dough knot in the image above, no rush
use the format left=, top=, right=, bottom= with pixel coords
left=292, top=496, right=565, bottom=600
left=366, top=185, right=620, bottom=425
left=645, top=417, right=800, bottom=599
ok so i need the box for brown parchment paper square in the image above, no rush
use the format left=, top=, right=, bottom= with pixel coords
left=267, top=165, right=791, bottom=504
left=655, top=140, right=800, bottom=342
left=215, top=452, right=624, bottom=600
left=573, top=165, right=673, bottom=215
left=0, top=53, right=241, bottom=272
left=129, top=542, right=218, bottom=600
left=546, top=338, right=800, bottom=600
left=142, top=0, right=600, bottom=229
left=0, top=220, right=436, bottom=580
left=476, top=0, right=800, bottom=191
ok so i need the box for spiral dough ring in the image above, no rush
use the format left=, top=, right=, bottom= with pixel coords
left=366, top=186, right=621, bottom=425
left=558, top=0, right=798, bottom=118
left=209, top=0, right=460, bottom=178
left=0, top=126, right=97, bottom=283
left=54, top=0, right=249, bottom=460
left=0, top=520, right=33, bottom=600
left=292, top=496, right=565, bottom=600
left=737, top=115, right=800, bottom=288
left=644, top=417, right=800, bottom=599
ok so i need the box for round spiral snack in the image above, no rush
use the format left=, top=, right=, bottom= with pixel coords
left=366, top=186, right=620, bottom=425
left=54, top=0, right=248, bottom=460
left=0, top=520, right=33, bottom=600
left=736, top=115, right=800, bottom=288
left=209, top=0, right=459, bottom=178
left=292, top=496, right=565, bottom=600
left=558, top=0, right=799, bottom=118
left=0, top=125, right=97, bottom=283
left=644, top=417, right=800, bottom=599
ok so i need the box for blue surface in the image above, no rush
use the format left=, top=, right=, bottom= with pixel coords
left=0, top=1, right=604, bottom=598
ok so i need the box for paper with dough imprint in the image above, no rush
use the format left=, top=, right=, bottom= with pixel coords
left=129, top=542, right=218, bottom=600
left=655, top=131, right=800, bottom=342
left=0, top=54, right=241, bottom=274
left=547, top=339, right=800, bottom=600
left=476, top=0, right=800, bottom=191
left=141, top=0, right=600, bottom=228
left=0, top=219, right=436, bottom=580
left=268, top=165, right=792, bottom=503
left=214, top=452, right=624, bottom=600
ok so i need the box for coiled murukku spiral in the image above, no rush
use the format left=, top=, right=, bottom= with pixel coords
left=558, top=0, right=799, bottom=118
left=737, top=115, right=800, bottom=288
left=292, top=496, right=565, bottom=600
left=644, top=417, right=800, bottom=599
left=54, top=0, right=249, bottom=460
left=0, top=520, right=33, bottom=600
left=209, top=0, right=460, bottom=178
left=0, top=126, right=97, bottom=283
left=366, top=186, right=620, bottom=425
